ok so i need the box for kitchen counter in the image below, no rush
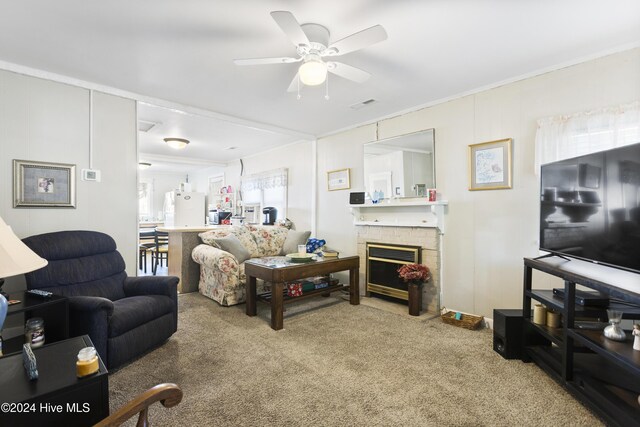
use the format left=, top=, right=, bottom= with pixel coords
left=139, top=221, right=164, bottom=228
left=156, top=225, right=227, bottom=232
left=157, top=225, right=228, bottom=293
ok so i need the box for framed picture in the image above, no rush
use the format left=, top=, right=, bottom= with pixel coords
left=13, top=159, right=76, bottom=207
left=327, top=168, right=351, bottom=191
left=468, top=138, right=513, bottom=191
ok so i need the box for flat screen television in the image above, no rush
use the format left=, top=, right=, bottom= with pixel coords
left=539, top=142, right=640, bottom=273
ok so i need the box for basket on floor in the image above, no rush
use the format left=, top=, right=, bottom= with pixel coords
left=440, top=307, right=483, bottom=330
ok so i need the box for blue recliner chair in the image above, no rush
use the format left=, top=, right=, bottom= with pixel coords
left=22, top=230, right=179, bottom=369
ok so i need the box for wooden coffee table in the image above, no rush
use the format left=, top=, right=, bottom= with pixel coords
left=245, top=255, right=360, bottom=330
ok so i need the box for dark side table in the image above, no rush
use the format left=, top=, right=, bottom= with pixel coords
left=0, top=335, right=109, bottom=427
left=3, top=291, right=69, bottom=356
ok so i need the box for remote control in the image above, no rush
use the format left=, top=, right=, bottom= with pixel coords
left=26, top=289, right=53, bottom=298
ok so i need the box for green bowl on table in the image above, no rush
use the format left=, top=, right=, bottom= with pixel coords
left=285, top=253, right=316, bottom=263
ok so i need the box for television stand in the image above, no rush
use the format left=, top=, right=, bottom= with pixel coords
left=522, top=256, right=640, bottom=427
left=533, top=252, right=571, bottom=261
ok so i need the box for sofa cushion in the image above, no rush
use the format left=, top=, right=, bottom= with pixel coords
left=109, top=295, right=175, bottom=338
left=213, top=234, right=251, bottom=263
left=248, top=225, right=288, bottom=257
left=199, top=226, right=258, bottom=256
left=280, top=230, right=311, bottom=255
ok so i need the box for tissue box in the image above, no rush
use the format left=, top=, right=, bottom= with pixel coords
left=287, top=283, right=303, bottom=297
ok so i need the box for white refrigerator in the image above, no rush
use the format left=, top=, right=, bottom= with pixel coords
left=164, top=191, right=205, bottom=227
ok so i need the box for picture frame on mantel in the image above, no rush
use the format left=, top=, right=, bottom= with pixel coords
left=468, top=138, right=513, bottom=191
left=13, top=159, right=76, bottom=207
left=327, top=168, right=351, bottom=191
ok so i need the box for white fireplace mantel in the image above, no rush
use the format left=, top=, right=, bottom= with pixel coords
left=349, top=199, right=448, bottom=233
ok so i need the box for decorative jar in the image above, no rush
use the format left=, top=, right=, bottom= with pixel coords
left=25, top=317, right=45, bottom=348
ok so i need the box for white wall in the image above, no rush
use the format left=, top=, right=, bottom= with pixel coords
left=189, top=165, right=226, bottom=210
left=317, top=47, right=640, bottom=318
left=139, top=170, right=188, bottom=220
left=224, top=141, right=314, bottom=232
left=0, top=70, right=137, bottom=292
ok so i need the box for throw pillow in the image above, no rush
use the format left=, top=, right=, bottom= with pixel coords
left=213, top=234, right=251, bottom=264
left=280, top=230, right=311, bottom=255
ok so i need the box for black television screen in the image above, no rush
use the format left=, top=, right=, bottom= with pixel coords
left=539, top=142, right=640, bottom=273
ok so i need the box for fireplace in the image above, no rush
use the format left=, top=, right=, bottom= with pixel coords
left=366, top=243, right=421, bottom=300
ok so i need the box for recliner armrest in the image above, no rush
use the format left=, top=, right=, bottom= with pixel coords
left=123, top=276, right=179, bottom=298
left=68, top=295, right=115, bottom=316
left=67, top=296, right=114, bottom=364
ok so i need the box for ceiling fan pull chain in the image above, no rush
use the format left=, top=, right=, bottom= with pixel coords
left=297, top=74, right=301, bottom=100
left=325, top=73, right=330, bottom=100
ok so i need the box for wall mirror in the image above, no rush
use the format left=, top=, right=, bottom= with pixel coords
left=363, top=129, right=435, bottom=198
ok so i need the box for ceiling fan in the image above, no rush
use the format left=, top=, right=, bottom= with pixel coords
left=234, top=11, right=387, bottom=95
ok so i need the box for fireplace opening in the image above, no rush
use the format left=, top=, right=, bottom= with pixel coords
left=366, top=243, right=421, bottom=302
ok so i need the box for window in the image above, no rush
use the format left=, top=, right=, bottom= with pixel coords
left=138, top=181, right=151, bottom=220
left=241, top=168, right=288, bottom=221
left=535, top=101, right=640, bottom=171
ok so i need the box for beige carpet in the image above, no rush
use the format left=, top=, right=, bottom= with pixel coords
left=109, top=293, right=601, bottom=426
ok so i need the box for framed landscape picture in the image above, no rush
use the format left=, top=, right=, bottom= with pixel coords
left=13, top=159, right=76, bottom=207
left=468, top=138, right=513, bottom=191
left=327, top=168, right=351, bottom=191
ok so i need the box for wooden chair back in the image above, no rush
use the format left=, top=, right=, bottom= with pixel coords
left=94, top=383, right=182, bottom=427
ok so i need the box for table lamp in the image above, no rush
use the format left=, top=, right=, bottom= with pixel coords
left=0, top=215, right=48, bottom=353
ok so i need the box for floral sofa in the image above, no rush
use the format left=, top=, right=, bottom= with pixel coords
left=192, top=225, right=289, bottom=306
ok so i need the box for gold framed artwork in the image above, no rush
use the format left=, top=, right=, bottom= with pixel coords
left=468, top=138, right=513, bottom=191
left=327, top=168, right=351, bottom=191
left=13, top=159, right=76, bottom=207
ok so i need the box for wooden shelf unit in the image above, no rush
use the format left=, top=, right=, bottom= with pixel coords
left=522, top=256, right=640, bottom=427
left=257, top=284, right=347, bottom=304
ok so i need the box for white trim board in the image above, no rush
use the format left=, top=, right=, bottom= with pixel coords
left=319, top=41, right=640, bottom=140
left=0, top=60, right=315, bottom=142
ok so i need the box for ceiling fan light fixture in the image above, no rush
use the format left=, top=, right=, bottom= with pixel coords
left=299, top=54, right=327, bottom=86
left=164, top=137, right=190, bottom=150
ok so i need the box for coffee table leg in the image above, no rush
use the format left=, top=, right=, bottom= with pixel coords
left=350, top=267, right=360, bottom=305
left=246, top=275, right=257, bottom=316
left=271, top=282, right=284, bottom=330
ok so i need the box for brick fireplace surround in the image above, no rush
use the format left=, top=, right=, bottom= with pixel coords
left=356, top=225, right=441, bottom=314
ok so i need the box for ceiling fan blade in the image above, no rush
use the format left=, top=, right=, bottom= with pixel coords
left=287, top=72, right=300, bottom=93
left=325, top=25, right=387, bottom=56
left=234, top=57, right=300, bottom=66
left=270, top=11, right=309, bottom=48
left=327, top=62, right=371, bottom=83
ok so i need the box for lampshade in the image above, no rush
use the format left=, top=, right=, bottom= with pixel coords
left=164, top=138, right=190, bottom=150
left=0, top=216, right=48, bottom=279
left=299, top=54, right=327, bottom=86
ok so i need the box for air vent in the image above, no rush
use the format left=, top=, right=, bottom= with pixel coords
left=138, top=120, right=159, bottom=132
left=350, top=99, right=377, bottom=110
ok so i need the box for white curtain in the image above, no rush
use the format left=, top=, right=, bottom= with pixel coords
left=241, top=168, right=288, bottom=192
left=241, top=168, right=289, bottom=220
left=534, top=101, right=640, bottom=173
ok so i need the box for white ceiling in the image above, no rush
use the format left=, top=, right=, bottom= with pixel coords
left=0, top=1, right=639, bottom=150
left=137, top=102, right=301, bottom=166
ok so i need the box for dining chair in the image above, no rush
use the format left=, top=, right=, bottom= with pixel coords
left=150, top=229, right=169, bottom=275
left=139, top=229, right=156, bottom=273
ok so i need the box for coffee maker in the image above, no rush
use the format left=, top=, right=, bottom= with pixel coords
left=262, top=207, right=277, bottom=225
